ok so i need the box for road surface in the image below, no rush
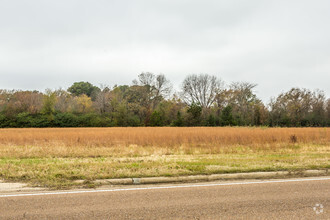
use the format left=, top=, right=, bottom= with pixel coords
left=0, top=177, right=329, bottom=219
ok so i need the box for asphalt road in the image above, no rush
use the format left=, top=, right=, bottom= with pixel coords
left=0, top=177, right=329, bottom=219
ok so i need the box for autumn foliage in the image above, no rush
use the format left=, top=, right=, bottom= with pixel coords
left=0, top=73, right=329, bottom=127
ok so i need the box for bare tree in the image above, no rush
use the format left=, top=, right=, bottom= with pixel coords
left=155, top=74, right=172, bottom=98
left=94, top=85, right=112, bottom=114
left=181, top=74, right=224, bottom=108
left=133, top=72, right=172, bottom=98
left=132, top=72, right=173, bottom=106
left=134, top=72, right=155, bottom=86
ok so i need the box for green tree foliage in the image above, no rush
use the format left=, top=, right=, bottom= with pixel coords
left=67, top=82, right=100, bottom=100
left=172, top=111, right=184, bottom=126
left=206, top=114, right=216, bottom=126
left=186, top=102, right=202, bottom=126
left=150, top=111, right=163, bottom=126
left=221, top=105, right=235, bottom=126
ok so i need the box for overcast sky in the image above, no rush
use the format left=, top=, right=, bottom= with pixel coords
left=0, top=0, right=329, bottom=102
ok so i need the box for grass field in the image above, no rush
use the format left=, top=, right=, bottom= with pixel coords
left=0, top=127, right=329, bottom=189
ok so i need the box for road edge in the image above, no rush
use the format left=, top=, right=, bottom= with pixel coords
left=1, top=169, right=329, bottom=193
left=93, top=169, right=329, bottom=185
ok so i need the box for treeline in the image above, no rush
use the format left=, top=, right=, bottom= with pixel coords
left=0, top=73, right=329, bottom=127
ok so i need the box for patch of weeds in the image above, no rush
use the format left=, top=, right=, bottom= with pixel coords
left=287, top=144, right=302, bottom=150
left=83, top=180, right=96, bottom=188
left=176, top=162, right=206, bottom=172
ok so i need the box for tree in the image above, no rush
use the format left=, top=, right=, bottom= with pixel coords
left=172, top=111, right=184, bottom=126
left=133, top=72, right=172, bottom=106
left=0, top=90, right=43, bottom=117
left=41, top=90, right=57, bottom=121
left=326, top=99, right=330, bottom=126
left=186, top=102, right=202, bottom=126
left=269, top=88, right=327, bottom=126
left=131, top=72, right=173, bottom=125
left=181, top=74, right=224, bottom=108
left=206, top=114, right=216, bottom=126
left=215, top=82, right=263, bottom=126
left=221, top=105, right=235, bottom=126
left=150, top=111, right=163, bottom=126
left=67, top=82, right=100, bottom=100
left=54, top=89, right=72, bottom=113
left=73, top=95, right=93, bottom=113
left=154, top=74, right=172, bottom=98
left=94, top=85, right=113, bottom=114
left=155, top=98, right=185, bottom=126
left=308, top=89, right=327, bottom=126
left=0, top=73, right=329, bottom=128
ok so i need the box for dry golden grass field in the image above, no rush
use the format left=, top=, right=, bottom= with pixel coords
left=0, top=127, right=329, bottom=188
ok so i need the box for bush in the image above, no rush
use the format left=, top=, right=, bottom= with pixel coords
left=150, top=111, right=163, bottom=126
left=54, top=113, right=79, bottom=127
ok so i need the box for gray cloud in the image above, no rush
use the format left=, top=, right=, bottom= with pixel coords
left=0, top=0, right=329, bottom=102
